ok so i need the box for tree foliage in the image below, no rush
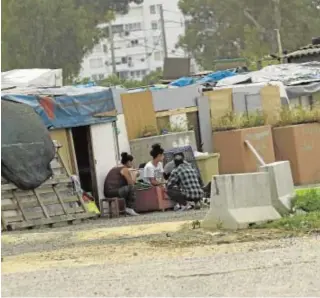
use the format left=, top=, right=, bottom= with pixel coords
left=1, top=0, right=143, bottom=81
left=98, top=69, right=163, bottom=88
left=178, top=0, right=320, bottom=70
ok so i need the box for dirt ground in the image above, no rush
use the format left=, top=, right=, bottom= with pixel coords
left=2, top=210, right=320, bottom=296
left=1, top=209, right=307, bottom=274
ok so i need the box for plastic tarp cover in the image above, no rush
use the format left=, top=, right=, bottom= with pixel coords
left=1, top=69, right=63, bottom=88
left=217, top=62, right=320, bottom=87
left=197, top=70, right=237, bottom=84
left=285, top=82, right=320, bottom=99
left=1, top=86, right=116, bottom=129
left=1, top=100, right=55, bottom=190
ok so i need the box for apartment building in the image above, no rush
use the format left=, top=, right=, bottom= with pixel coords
left=79, top=0, right=188, bottom=81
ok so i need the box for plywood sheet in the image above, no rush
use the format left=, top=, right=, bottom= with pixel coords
left=49, top=129, right=73, bottom=174
left=121, top=91, right=158, bottom=140
left=205, top=89, right=233, bottom=127
left=260, top=85, right=281, bottom=125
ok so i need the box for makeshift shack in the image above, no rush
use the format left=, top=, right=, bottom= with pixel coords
left=2, top=86, right=119, bottom=208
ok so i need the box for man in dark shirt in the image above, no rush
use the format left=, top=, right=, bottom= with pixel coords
left=166, top=154, right=204, bottom=211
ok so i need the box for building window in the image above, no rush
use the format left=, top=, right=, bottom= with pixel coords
left=103, top=44, right=108, bottom=53
left=98, top=74, right=104, bottom=80
left=131, top=39, right=139, bottom=46
left=111, top=24, right=124, bottom=34
left=89, top=58, right=103, bottom=69
left=154, top=51, right=162, bottom=61
left=150, top=5, right=156, bottom=14
left=131, top=71, right=136, bottom=78
left=157, top=4, right=162, bottom=13
left=125, top=22, right=142, bottom=32
left=119, top=71, right=128, bottom=79
left=136, top=70, right=141, bottom=77
left=151, top=21, right=158, bottom=30
left=121, top=57, right=128, bottom=64
left=141, top=70, right=147, bottom=76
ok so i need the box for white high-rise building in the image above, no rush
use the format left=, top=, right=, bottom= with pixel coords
left=79, top=0, right=188, bottom=81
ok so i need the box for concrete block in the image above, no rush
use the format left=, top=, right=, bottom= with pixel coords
left=130, top=131, right=197, bottom=166
left=259, top=161, right=294, bottom=215
left=202, top=172, right=281, bottom=230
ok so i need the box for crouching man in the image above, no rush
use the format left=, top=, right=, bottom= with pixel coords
left=166, top=153, right=204, bottom=211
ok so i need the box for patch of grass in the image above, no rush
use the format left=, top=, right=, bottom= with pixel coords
left=260, top=212, right=320, bottom=231
left=213, top=110, right=266, bottom=131
left=275, top=106, right=320, bottom=127
left=292, top=189, right=320, bottom=212
left=258, top=188, right=320, bottom=231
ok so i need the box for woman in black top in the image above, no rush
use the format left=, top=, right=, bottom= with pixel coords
left=104, top=152, right=139, bottom=216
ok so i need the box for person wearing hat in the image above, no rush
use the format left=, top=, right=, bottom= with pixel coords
left=166, top=152, right=204, bottom=211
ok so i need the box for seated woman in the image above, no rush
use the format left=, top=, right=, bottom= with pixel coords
left=143, top=144, right=165, bottom=186
left=104, top=152, right=139, bottom=216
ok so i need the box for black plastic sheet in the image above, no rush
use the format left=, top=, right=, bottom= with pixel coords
left=1, top=100, right=55, bottom=190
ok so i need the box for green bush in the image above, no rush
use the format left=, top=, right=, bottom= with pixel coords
left=262, top=212, right=320, bottom=231
left=292, top=189, right=320, bottom=212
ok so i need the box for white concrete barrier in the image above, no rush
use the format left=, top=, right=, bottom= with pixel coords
left=202, top=172, right=281, bottom=230
left=259, top=161, right=294, bottom=215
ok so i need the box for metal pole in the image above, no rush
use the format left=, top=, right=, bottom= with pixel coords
left=159, top=5, right=168, bottom=58
left=109, top=23, right=117, bottom=75
left=244, top=140, right=266, bottom=166
left=275, top=29, right=283, bottom=64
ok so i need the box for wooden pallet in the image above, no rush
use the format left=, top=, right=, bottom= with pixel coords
left=1, top=144, right=96, bottom=231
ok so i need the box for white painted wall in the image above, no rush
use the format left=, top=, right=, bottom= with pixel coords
left=116, top=114, right=131, bottom=154
left=90, top=122, right=118, bottom=201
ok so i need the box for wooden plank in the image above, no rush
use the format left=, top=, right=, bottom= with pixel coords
left=56, top=149, right=71, bottom=177
left=11, top=191, right=28, bottom=222
left=1, top=211, right=8, bottom=230
left=156, top=106, right=198, bottom=117
left=1, top=177, right=71, bottom=191
left=5, top=214, right=24, bottom=223
left=93, top=109, right=117, bottom=117
left=205, top=89, right=233, bottom=127
left=1, top=192, right=14, bottom=199
left=49, top=129, right=73, bottom=174
left=2, top=195, right=80, bottom=212
left=52, top=186, right=69, bottom=215
left=7, top=212, right=96, bottom=230
left=121, top=91, right=158, bottom=140
left=25, top=207, right=84, bottom=220
left=33, top=189, right=50, bottom=219
left=260, top=85, right=281, bottom=125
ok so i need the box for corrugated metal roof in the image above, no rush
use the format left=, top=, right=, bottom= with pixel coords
left=285, top=44, right=320, bottom=59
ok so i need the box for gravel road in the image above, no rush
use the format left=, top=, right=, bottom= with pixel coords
left=2, top=211, right=320, bottom=297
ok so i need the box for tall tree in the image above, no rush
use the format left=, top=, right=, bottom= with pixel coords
left=178, top=0, right=320, bottom=70
left=1, top=0, right=143, bottom=81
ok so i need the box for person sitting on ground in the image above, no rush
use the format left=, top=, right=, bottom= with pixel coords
left=104, top=152, right=139, bottom=216
left=166, top=153, right=204, bottom=211
left=143, top=143, right=165, bottom=186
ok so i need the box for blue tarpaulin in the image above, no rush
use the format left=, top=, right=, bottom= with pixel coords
left=1, top=86, right=116, bottom=129
left=197, top=70, right=236, bottom=84
left=169, top=77, right=195, bottom=87
left=165, top=70, right=237, bottom=88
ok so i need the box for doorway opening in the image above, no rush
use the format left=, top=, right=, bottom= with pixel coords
left=71, top=126, right=97, bottom=200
